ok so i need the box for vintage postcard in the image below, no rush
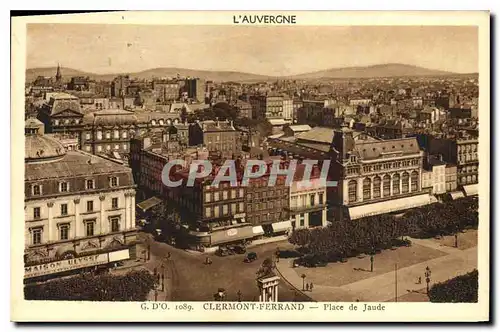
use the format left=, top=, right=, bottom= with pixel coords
left=11, top=11, right=490, bottom=322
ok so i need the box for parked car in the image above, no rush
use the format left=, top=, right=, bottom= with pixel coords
left=216, top=247, right=230, bottom=257
left=244, top=252, right=258, bottom=263
left=230, top=245, right=246, bottom=254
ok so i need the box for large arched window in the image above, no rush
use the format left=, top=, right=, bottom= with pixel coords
left=402, top=172, right=410, bottom=194
left=348, top=180, right=357, bottom=203
left=411, top=171, right=419, bottom=191
left=363, top=178, right=371, bottom=200
left=373, top=176, right=381, bottom=199
left=383, top=175, right=391, bottom=196
left=392, top=173, right=400, bottom=195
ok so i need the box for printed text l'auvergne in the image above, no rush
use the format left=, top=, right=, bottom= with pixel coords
left=233, top=15, right=296, bottom=25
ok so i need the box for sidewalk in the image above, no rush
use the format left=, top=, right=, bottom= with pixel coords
left=276, top=243, right=477, bottom=302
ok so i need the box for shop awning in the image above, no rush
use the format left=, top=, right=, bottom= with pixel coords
left=136, top=196, right=163, bottom=213
left=210, top=226, right=255, bottom=246
left=450, top=191, right=465, bottom=200
left=463, top=184, right=478, bottom=196
left=271, top=220, right=292, bottom=233
left=348, top=194, right=433, bottom=220
left=252, top=225, right=265, bottom=236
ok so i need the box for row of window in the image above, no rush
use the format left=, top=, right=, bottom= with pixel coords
left=459, top=175, right=478, bottom=185
left=87, top=130, right=129, bottom=140
left=245, top=189, right=286, bottom=200
left=290, top=193, right=324, bottom=208
left=31, top=177, right=119, bottom=196
left=53, top=119, right=80, bottom=126
left=458, top=153, right=478, bottom=163
left=457, top=144, right=478, bottom=153
left=30, top=217, right=121, bottom=245
left=348, top=172, right=419, bottom=203
left=32, top=198, right=120, bottom=220
left=459, top=165, right=478, bottom=174
left=247, top=200, right=284, bottom=212
left=361, top=160, right=418, bottom=173
left=247, top=212, right=285, bottom=224
left=204, top=203, right=244, bottom=218
left=205, top=189, right=244, bottom=203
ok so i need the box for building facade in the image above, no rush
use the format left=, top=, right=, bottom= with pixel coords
left=24, top=122, right=137, bottom=267
left=188, top=120, right=239, bottom=158
left=289, top=165, right=327, bottom=230
left=330, top=128, right=434, bottom=220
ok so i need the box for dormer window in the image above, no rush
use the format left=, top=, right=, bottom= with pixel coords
left=32, top=184, right=42, bottom=196
left=151, top=120, right=157, bottom=126
left=59, top=182, right=69, bottom=193
left=86, top=179, right=95, bottom=190
left=54, top=119, right=59, bottom=126
left=110, top=177, right=119, bottom=187
left=350, top=156, right=356, bottom=162
left=105, top=132, right=111, bottom=139
left=159, top=120, right=164, bottom=125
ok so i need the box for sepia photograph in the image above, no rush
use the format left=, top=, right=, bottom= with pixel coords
left=11, top=11, right=490, bottom=322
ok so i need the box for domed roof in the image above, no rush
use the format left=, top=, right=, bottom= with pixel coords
left=25, top=134, right=66, bottom=162
left=83, top=109, right=138, bottom=127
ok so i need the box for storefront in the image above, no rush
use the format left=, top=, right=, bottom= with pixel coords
left=348, top=194, right=434, bottom=220
left=24, top=248, right=131, bottom=281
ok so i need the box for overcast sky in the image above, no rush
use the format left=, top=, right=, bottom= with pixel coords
left=26, top=24, right=478, bottom=76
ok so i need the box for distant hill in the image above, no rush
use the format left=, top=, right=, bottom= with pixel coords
left=289, top=63, right=458, bottom=79
left=26, top=63, right=464, bottom=83
left=25, top=67, right=272, bottom=83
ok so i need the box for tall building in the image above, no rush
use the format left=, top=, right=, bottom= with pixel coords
left=37, top=93, right=83, bottom=135
left=188, top=120, right=240, bottom=158
left=81, top=109, right=177, bottom=157
left=111, top=75, right=131, bottom=97
left=331, top=127, right=434, bottom=220
left=55, top=63, right=62, bottom=86
left=185, top=78, right=205, bottom=102
left=415, top=133, right=478, bottom=194
left=289, top=164, right=328, bottom=229
left=244, top=159, right=291, bottom=235
left=152, top=79, right=180, bottom=102
left=24, top=120, right=138, bottom=271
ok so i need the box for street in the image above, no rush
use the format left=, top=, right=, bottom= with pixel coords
left=139, top=233, right=311, bottom=302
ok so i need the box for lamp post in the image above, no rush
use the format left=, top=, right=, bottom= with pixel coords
left=370, top=253, right=374, bottom=272
left=237, top=290, right=242, bottom=302
left=425, top=266, right=432, bottom=294
left=454, top=232, right=459, bottom=248
left=300, top=274, right=306, bottom=291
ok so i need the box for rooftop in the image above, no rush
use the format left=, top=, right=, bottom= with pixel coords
left=296, top=127, right=335, bottom=144
left=354, top=137, right=421, bottom=160
left=25, top=150, right=132, bottom=181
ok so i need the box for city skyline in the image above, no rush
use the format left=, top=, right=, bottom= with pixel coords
left=27, top=25, right=478, bottom=76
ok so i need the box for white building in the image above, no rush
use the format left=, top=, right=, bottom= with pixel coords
left=24, top=121, right=137, bottom=271
left=289, top=165, right=328, bottom=229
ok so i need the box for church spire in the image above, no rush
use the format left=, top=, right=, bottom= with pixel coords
left=55, top=63, right=62, bottom=83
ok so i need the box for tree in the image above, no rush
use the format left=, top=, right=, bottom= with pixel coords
left=428, top=270, right=478, bottom=303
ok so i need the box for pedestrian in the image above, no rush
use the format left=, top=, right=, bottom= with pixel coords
left=305, top=283, right=310, bottom=291
left=418, top=276, right=422, bottom=284
left=309, top=282, right=314, bottom=292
